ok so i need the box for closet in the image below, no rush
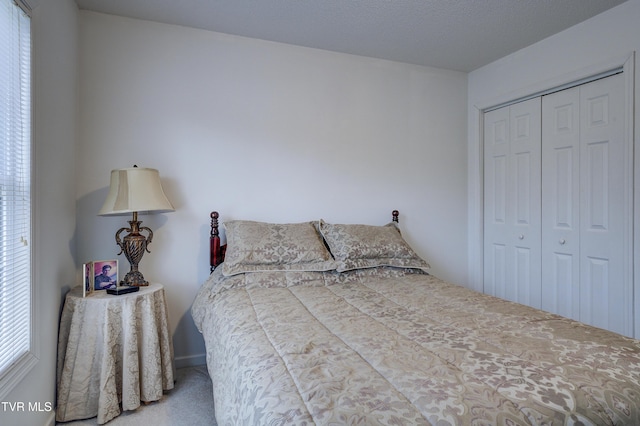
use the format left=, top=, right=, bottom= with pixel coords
left=483, top=73, right=632, bottom=336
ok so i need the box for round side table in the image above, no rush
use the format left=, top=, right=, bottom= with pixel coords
left=56, top=284, right=174, bottom=424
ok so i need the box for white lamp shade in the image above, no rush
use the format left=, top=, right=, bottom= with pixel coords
left=98, top=167, right=175, bottom=215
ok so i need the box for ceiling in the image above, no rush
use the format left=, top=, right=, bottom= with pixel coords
left=73, top=0, right=627, bottom=72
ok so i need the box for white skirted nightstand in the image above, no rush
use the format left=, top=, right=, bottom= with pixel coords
left=56, top=283, right=175, bottom=424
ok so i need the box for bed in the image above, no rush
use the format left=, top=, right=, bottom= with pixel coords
left=192, top=211, right=640, bottom=425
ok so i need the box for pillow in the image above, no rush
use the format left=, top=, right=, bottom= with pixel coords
left=222, top=220, right=336, bottom=276
left=318, top=220, right=431, bottom=273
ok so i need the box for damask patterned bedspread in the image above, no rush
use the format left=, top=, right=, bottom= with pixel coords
left=192, top=267, right=640, bottom=425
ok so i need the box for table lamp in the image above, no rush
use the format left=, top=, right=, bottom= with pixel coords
left=98, top=166, right=174, bottom=286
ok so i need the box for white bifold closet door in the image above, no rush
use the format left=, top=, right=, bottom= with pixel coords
left=484, top=97, right=542, bottom=308
left=541, top=73, right=630, bottom=336
left=484, top=73, right=631, bottom=336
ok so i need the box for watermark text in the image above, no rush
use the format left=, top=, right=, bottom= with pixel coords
left=1, top=401, right=53, bottom=412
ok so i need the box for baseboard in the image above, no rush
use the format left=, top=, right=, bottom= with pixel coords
left=174, top=353, right=206, bottom=369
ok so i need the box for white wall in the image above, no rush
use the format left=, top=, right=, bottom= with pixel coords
left=77, top=12, right=468, bottom=366
left=0, top=1, right=79, bottom=425
left=467, top=0, right=640, bottom=335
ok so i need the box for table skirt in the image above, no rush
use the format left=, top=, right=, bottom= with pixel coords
left=56, top=284, right=174, bottom=424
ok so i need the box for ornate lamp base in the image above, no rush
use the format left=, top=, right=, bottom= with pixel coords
left=115, top=212, right=154, bottom=286
left=121, top=270, right=149, bottom=286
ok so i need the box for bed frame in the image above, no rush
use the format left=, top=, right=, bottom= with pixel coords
left=209, top=210, right=399, bottom=273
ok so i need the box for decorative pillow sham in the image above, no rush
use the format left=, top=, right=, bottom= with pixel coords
left=318, top=221, right=431, bottom=273
left=222, top=220, right=336, bottom=276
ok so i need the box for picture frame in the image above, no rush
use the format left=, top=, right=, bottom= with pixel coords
left=82, top=262, right=94, bottom=297
left=93, top=260, right=118, bottom=290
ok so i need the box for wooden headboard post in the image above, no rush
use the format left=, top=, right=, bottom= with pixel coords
left=210, top=211, right=226, bottom=273
left=392, top=210, right=399, bottom=223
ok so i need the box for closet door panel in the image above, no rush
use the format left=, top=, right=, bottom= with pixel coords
left=541, top=88, right=580, bottom=319
left=484, top=106, right=510, bottom=300
left=579, top=74, right=628, bottom=335
left=510, top=99, right=541, bottom=307
left=484, top=98, right=541, bottom=307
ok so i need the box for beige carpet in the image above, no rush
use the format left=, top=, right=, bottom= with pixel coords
left=56, top=365, right=217, bottom=425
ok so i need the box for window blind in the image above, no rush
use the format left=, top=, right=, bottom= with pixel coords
left=0, top=0, right=32, bottom=389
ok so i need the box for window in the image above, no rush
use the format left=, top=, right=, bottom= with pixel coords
left=0, top=0, right=33, bottom=398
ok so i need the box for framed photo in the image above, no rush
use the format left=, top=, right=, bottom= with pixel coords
left=93, top=260, right=118, bottom=290
left=82, top=262, right=94, bottom=297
